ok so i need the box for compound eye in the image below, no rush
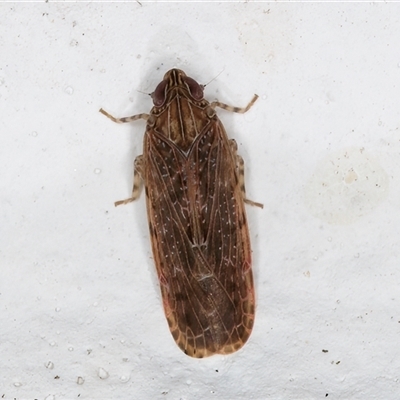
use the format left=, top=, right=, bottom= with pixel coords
left=152, top=79, right=168, bottom=106
left=183, top=76, right=204, bottom=100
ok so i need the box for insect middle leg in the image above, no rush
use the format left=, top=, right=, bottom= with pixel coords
left=99, top=108, right=149, bottom=207
left=114, top=155, right=144, bottom=207
left=229, top=139, right=263, bottom=209
left=211, top=94, right=263, bottom=206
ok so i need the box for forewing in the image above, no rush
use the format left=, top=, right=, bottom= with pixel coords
left=192, top=121, right=255, bottom=355
left=144, top=121, right=254, bottom=358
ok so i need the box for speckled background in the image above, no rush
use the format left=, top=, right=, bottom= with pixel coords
left=1, top=2, right=400, bottom=399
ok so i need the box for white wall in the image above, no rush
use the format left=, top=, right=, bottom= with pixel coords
left=1, top=2, right=400, bottom=399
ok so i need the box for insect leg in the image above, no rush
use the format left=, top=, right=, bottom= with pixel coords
left=115, top=155, right=144, bottom=207
left=99, top=108, right=149, bottom=123
left=230, top=139, right=263, bottom=209
left=210, top=94, right=259, bottom=114
left=99, top=108, right=148, bottom=207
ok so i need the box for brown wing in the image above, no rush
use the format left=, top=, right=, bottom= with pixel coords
left=143, top=119, right=255, bottom=358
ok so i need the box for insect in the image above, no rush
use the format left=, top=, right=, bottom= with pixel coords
left=100, top=69, right=262, bottom=358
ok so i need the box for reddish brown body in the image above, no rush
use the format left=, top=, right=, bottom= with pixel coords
left=100, top=69, right=261, bottom=357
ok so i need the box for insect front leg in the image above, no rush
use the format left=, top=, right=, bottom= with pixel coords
left=115, top=155, right=144, bottom=207
left=99, top=108, right=150, bottom=123
left=210, top=94, right=259, bottom=114
left=229, top=139, right=263, bottom=209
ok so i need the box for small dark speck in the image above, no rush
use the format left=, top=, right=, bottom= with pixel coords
left=322, top=349, right=329, bottom=353
left=326, top=394, right=329, bottom=397
left=215, top=369, right=219, bottom=372
left=54, top=375, right=60, bottom=379
left=336, top=361, right=340, bottom=364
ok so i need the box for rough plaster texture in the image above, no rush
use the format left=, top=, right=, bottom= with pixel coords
left=1, top=2, right=400, bottom=399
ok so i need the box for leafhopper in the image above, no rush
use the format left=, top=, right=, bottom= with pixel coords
left=100, top=69, right=262, bottom=357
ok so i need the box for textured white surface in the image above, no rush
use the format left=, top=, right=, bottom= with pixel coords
left=1, top=2, right=400, bottom=399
